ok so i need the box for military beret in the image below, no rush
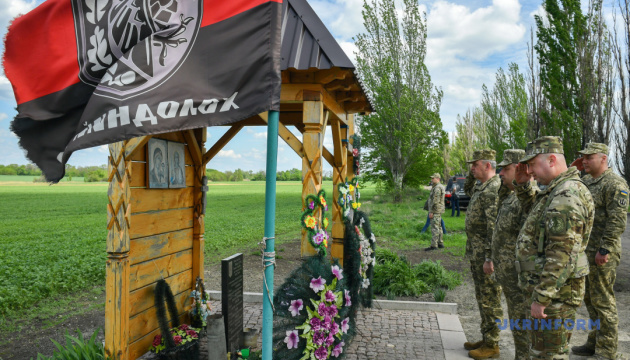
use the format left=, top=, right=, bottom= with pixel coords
left=498, top=149, right=526, bottom=167
left=578, top=142, right=608, bottom=156
left=466, top=149, right=496, bottom=164
left=519, top=136, right=564, bottom=163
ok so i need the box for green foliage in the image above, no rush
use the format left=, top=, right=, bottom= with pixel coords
left=354, top=0, right=445, bottom=200
left=414, top=260, right=462, bottom=290
left=0, top=164, right=42, bottom=176
left=374, top=248, right=399, bottom=265
left=433, top=288, right=446, bottom=302
left=33, top=329, right=106, bottom=360
left=84, top=169, right=107, bottom=182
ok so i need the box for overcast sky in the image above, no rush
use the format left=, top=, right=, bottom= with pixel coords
left=0, top=0, right=580, bottom=171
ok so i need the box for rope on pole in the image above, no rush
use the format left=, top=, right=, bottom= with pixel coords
left=259, top=236, right=276, bottom=312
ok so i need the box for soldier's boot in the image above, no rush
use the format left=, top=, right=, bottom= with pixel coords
left=571, top=344, right=595, bottom=356
left=438, top=234, right=444, bottom=248
left=468, top=344, right=500, bottom=360
left=463, top=340, right=484, bottom=350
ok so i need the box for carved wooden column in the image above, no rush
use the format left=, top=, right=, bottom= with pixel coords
left=346, top=114, right=356, bottom=182
left=190, top=129, right=206, bottom=283
left=106, top=141, right=131, bottom=360
left=331, top=118, right=348, bottom=265
left=301, top=92, right=324, bottom=257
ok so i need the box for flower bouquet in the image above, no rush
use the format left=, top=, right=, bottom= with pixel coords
left=301, top=190, right=331, bottom=255
left=189, top=276, right=211, bottom=330
left=151, top=279, right=201, bottom=360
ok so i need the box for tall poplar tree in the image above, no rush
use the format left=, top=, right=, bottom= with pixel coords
left=354, top=0, right=445, bottom=201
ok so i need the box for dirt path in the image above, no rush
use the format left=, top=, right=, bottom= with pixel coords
left=453, top=214, right=630, bottom=359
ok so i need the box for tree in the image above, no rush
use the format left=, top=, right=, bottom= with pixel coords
left=354, top=0, right=445, bottom=201
left=448, top=107, right=488, bottom=175
left=612, top=0, right=630, bottom=184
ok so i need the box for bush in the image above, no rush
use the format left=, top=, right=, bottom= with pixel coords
left=374, top=247, right=399, bottom=264
left=414, top=260, right=462, bottom=290
left=84, top=170, right=107, bottom=182
left=33, top=329, right=105, bottom=360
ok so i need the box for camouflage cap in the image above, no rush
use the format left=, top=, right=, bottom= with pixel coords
left=430, top=173, right=441, bottom=179
left=498, top=149, right=526, bottom=167
left=466, top=149, right=496, bottom=164
left=578, top=142, right=608, bottom=156
left=519, top=136, right=564, bottom=163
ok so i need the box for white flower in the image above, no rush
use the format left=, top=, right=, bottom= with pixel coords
left=362, top=279, right=370, bottom=289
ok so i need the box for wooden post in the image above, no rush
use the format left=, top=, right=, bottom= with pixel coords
left=106, top=141, right=131, bottom=360
left=346, top=114, right=356, bottom=182
left=191, top=129, right=206, bottom=283
left=301, top=92, right=324, bottom=257
left=331, top=117, right=347, bottom=265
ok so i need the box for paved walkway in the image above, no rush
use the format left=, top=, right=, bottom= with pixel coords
left=207, top=301, right=469, bottom=359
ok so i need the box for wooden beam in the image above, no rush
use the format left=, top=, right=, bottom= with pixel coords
left=331, top=118, right=343, bottom=167
left=183, top=130, right=202, bottom=166
left=325, top=78, right=356, bottom=92
left=202, top=125, right=243, bottom=165
left=124, top=136, right=150, bottom=160
left=281, top=84, right=347, bottom=125
left=345, top=101, right=370, bottom=113
left=336, top=91, right=363, bottom=103
left=314, top=68, right=350, bottom=84
left=258, top=114, right=305, bottom=158
left=322, top=146, right=334, bottom=167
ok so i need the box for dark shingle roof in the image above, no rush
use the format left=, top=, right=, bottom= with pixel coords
left=281, top=0, right=355, bottom=70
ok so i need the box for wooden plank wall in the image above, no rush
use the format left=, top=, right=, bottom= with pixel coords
left=124, top=132, right=197, bottom=359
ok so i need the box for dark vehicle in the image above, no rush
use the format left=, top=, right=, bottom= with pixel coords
left=445, top=175, right=470, bottom=209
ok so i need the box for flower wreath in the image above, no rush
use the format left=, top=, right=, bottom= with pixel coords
left=301, top=189, right=330, bottom=255
left=343, top=209, right=376, bottom=309
left=273, top=257, right=353, bottom=360
left=350, top=135, right=361, bottom=176
left=337, top=178, right=361, bottom=220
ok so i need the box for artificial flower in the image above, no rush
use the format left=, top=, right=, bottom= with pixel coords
left=319, top=196, right=327, bottom=209
left=331, top=321, right=339, bottom=336
left=305, top=215, right=318, bottom=229
left=284, top=330, right=299, bottom=349
left=308, top=201, right=315, bottom=210
left=352, top=148, right=359, bottom=157
left=325, top=332, right=335, bottom=346
left=289, top=299, right=303, bottom=317
left=313, top=330, right=327, bottom=346
left=344, top=289, right=352, bottom=307
left=310, top=277, right=326, bottom=293
left=314, top=346, right=328, bottom=360
left=318, top=302, right=327, bottom=316
left=323, top=218, right=329, bottom=228
left=352, top=202, right=359, bottom=209
left=310, top=317, right=322, bottom=331
left=173, top=335, right=182, bottom=345
left=332, top=341, right=345, bottom=357
left=348, top=184, right=355, bottom=192
left=325, top=290, right=336, bottom=303
left=313, top=232, right=325, bottom=245
left=331, top=265, right=343, bottom=280
left=362, top=278, right=371, bottom=289
left=341, top=317, right=350, bottom=334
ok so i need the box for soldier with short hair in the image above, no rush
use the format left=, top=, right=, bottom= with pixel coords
left=485, top=149, right=533, bottom=359
left=570, top=143, right=629, bottom=359
left=462, top=149, right=504, bottom=360
left=426, top=173, right=445, bottom=251
left=513, top=136, right=594, bottom=360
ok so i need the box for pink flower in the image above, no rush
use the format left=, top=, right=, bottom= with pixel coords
left=173, top=335, right=182, bottom=345
left=332, top=341, right=345, bottom=357
left=341, top=317, right=349, bottom=334
left=289, top=299, right=303, bottom=317
left=331, top=265, right=343, bottom=280
left=325, top=332, right=335, bottom=346
left=308, top=201, right=315, bottom=210
left=179, top=324, right=189, bottom=331
left=310, top=317, right=322, bottom=331
left=344, top=290, right=352, bottom=307
left=325, top=304, right=338, bottom=317
left=325, top=290, right=336, bottom=303
left=331, top=321, right=339, bottom=336
left=313, top=232, right=325, bottom=245
left=323, top=315, right=333, bottom=330
left=314, top=346, right=328, bottom=360
left=284, top=330, right=299, bottom=349
left=186, top=329, right=198, bottom=338
left=310, top=277, right=326, bottom=293
left=353, top=148, right=359, bottom=157
left=313, top=330, right=327, bottom=346
left=318, top=302, right=326, bottom=316
left=152, top=334, right=162, bottom=347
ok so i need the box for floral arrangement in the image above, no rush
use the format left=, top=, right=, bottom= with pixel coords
left=350, top=135, right=361, bottom=176
left=190, top=277, right=211, bottom=328
left=301, top=189, right=331, bottom=255
left=355, top=220, right=376, bottom=290
left=273, top=258, right=353, bottom=360
left=337, top=178, right=361, bottom=219
left=343, top=210, right=376, bottom=309
left=150, top=324, right=200, bottom=354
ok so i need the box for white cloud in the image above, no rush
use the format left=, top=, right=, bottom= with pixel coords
left=217, top=149, right=241, bottom=159
left=98, top=145, right=108, bottom=154
left=253, top=131, right=267, bottom=139
left=338, top=40, right=358, bottom=65
left=0, top=112, right=7, bottom=122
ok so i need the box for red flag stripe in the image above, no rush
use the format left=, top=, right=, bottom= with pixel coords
left=4, top=0, right=79, bottom=105
left=201, top=0, right=282, bottom=28
left=6, top=0, right=283, bottom=105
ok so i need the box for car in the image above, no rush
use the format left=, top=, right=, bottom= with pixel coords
left=444, top=175, right=470, bottom=209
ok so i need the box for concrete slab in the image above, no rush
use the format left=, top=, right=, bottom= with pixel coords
left=440, top=329, right=468, bottom=350
left=437, top=312, right=464, bottom=332
left=444, top=349, right=472, bottom=359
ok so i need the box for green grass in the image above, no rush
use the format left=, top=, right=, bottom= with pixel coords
left=0, top=175, right=86, bottom=182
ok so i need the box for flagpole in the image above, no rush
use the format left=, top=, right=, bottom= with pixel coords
left=262, top=109, right=279, bottom=360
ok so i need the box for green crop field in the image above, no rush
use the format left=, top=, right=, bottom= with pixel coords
left=0, top=175, right=86, bottom=182
left=0, top=179, right=466, bottom=331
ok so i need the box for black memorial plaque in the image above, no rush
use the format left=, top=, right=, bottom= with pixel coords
left=222, top=253, right=244, bottom=353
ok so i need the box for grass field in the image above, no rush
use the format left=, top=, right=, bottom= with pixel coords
left=0, top=175, right=87, bottom=182
left=0, top=178, right=466, bottom=330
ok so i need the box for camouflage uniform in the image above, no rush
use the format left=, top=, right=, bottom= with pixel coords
left=429, top=174, right=446, bottom=248
left=465, top=149, right=503, bottom=347
left=514, top=136, right=594, bottom=360
left=492, top=149, right=531, bottom=359
left=578, top=143, right=629, bottom=359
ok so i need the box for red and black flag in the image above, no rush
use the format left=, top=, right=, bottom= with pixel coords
left=4, top=0, right=282, bottom=182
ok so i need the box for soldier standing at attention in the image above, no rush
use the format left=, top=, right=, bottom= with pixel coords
left=513, top=136, right=594, bottom=360
left=425, top=173, right=446, bottom=251
left=485, top=149, right=533, bottom=359
left=463, top=149, right=504, bottom=360
left=570, top=143, right=629, bottom=359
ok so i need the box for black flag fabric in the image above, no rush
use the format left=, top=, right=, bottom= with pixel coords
left=4, top=0, right=282, bottom=182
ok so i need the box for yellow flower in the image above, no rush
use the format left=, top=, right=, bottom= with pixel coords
left=319, top=196, right=327, bottom=207
left=323, top=238, right=328, bottom=247
left=323, top=218, right=329, bottom=228
left=305, top=215, right=318, bottom=229
left=348, top=185, right=355, bottom=192
left=352, top=202, right=358, bottom=209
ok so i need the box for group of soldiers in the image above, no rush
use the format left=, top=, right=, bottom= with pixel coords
left=426, top=136, right=628, bottom=360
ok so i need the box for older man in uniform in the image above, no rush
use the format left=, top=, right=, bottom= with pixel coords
left=426, top=173, right=446, bottom=251
left=484, top=149, right=533, bottom=359
left=463, top=149, right=504, bottom=359
left=570, top=143, right=629, bottom=359
left=513, top=136, right=594, bottom=360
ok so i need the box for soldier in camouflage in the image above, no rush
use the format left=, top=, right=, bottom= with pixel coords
left=513, top=136, right=594, bottom=360
left=485, top=149, right=533, bottom=359
left=569, top=142, right=629, bottom=359
left=426, top=173, right=446, bottom=251
left=462, top=149, right=504, bottom=360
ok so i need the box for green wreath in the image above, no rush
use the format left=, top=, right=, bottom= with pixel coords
left=301, top=189, right=330, bottom=255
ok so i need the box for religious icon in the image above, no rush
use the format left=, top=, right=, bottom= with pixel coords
left=147, top=138, right=168, bottom=189
left=168, top=141, right=186, bottom=188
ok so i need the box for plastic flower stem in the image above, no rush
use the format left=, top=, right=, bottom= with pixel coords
left=262, top=110, right=279, bottom=360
